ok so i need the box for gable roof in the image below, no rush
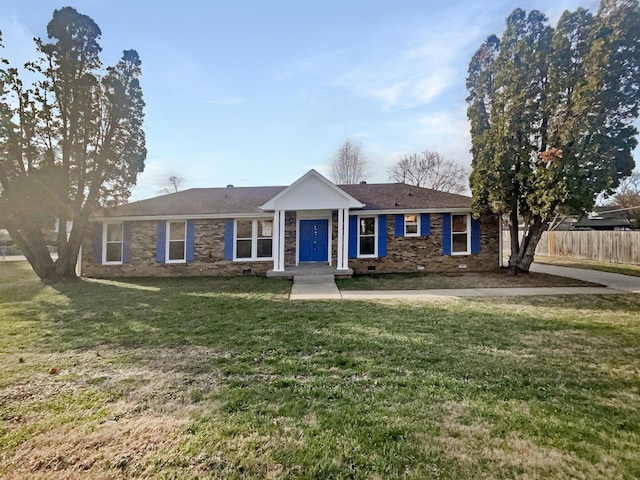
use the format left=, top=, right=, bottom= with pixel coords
left=99, top=179, right=471, bottom=219
left=261, top=169, right=364, bottom=211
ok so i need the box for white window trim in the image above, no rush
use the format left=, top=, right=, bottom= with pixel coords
left=233, top=219, right=273, bottom=262
left=451, top=213, right=471, bottom=256
left=102, top=222, right=123, bottom=265
left=404, top=214, right=420, bottom=237
left=165, top=220, right=187, bottom=263
left=357, top=215, right=378, bottom=258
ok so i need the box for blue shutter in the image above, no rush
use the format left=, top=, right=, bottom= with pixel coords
left=224, top=219, right=234, bottom=260
left=420, top=213, right=431, bottom=236
left=394, top=214, right=404, bottom=237
left=123, top=222, right=132, bottom=263
left=156, top=221, right=166, bottom=263
left=442, top=213, right=451, bottom=256
left=348, top=215, right=358, bottom=259
left=378, top=215, right=387, bottom=257
left=471, top=217, right=481, bottom=254
left=92, top=223, right=102, bottom=264
left=186, top=220, right=195, bottom=261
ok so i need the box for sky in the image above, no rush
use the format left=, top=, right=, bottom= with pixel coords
left=3, top=0, right=633, bottom=202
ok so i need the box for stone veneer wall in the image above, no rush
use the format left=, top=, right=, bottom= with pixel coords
left=82, top=212, right=500, bottom=278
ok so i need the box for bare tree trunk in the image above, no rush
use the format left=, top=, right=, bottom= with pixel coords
left=507, top=210, right=520, bottom=271
left=514, top=217, right=546, bottom=272
left=54, top=216, right=88, bottom=279
left=506, top=215, right=547, bottom=273
left=6, top=224, right=59, bottom=283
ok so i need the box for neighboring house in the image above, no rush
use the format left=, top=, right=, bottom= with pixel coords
left=82, top=169, right=500, bottom=278
left=555, top=206, right=635, bottom=231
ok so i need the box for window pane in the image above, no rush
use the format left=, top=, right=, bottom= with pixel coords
left=236, top=239, right=252, bottom=258
left=260, top=220, right=272, bottom=238
left=169, top=240, right=185, bottom=260
left=236, top=220, right=253, bottom=238
left=169, top=222, right=185, bottom=241
left=452, top=215, right=467, bottom=233
left=106, top=243, right=122, bottom=262
left=405, top=215, right=417, bottom=224
left=360, top=217, right=375, bottom=235
left=452, top=233, right=468, bottom=253
left=360, top=236, right=375, bottom=255
left=106, top=224, right=123, bottom=242
left=405, top=224, right=418, bottom=235
left=257, top=238, right=272, bottom=257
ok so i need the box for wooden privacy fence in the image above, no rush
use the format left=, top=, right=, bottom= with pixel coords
left=505, top=230, right=640, bottom=265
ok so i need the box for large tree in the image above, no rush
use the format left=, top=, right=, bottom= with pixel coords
left=610, top=169, right=640, bottom=227
left=388, top=150, right=468, bottom=193
left=467, top=0, right=640, bottom=272
left=331, top=139, right=367, bottom=184
left=0, top=7, right=146, bottom=282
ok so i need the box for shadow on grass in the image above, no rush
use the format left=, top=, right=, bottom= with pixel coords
left=3, top=266, right=640, bottom=477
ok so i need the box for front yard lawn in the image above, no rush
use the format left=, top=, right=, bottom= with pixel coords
left=1, top=262, right=639, bottom=479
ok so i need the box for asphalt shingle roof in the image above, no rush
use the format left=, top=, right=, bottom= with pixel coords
left=103, top=183, right=471, bottom=218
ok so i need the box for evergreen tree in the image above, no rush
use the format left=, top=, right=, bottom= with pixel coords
left=0, top=7, right=146, bottom=282
left=467, top=0, right=640, bottom=272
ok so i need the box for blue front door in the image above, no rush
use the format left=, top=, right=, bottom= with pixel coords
left=299, top=219, right=329, bottom=262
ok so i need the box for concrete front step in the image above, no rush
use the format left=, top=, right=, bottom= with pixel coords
left=267, top=264, right=353, bottom=278
left=289, top=274, right=342, bottom=300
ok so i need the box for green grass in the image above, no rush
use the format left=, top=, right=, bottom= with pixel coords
left=536, top=255, right=640, bottom=277
left=1, top=262, right=639, bottom=479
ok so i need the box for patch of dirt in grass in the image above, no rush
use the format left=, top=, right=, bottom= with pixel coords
left=428, top=401, right=616, bottom=479
left=1, top=346, right=225, bottom=479
left=5, top=411, right=187, bottom=480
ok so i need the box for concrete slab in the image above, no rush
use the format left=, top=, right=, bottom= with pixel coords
left=339, top=286, right=621, bottom=301
left=531, top=263, right=640, bottom=293
left=289, top=274, right=342, bottom=300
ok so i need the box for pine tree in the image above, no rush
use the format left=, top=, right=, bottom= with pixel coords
left=467, top=1, right=640, bottom=272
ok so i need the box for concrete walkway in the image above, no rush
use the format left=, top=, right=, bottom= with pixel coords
left=530, top=263, right=640, bottom=293
left=289, top=263, right=640, bottom=300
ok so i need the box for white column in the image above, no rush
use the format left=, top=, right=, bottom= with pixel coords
left=278, top=210, right=286, bottom=272
left=339, top=209, right=350, bottom=270
left=337, top=209, right=344, bottom=270
left=272, top=211, right=281, bottom=272
left=272, top=210, right=286, bottom=272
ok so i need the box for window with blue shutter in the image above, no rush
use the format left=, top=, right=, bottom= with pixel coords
left=471, top=218, right=481, bottom=254
left=224, top=219, right=234, bottom=260
left=156, top=221, right=166, bottom=263
left=123, top=222, right=132, bottom=263
left=92, top=223, right=102, bottom=264
left=442, top=213, right=452, bottom=255
left=420, top=213, right=431, bottom=236
left=348, top=215, right=358, bottom=258
left=378, top=215, right=387, bottom=257
left=186, top=220, right=195, bottom=261
left=394, top=215, right=404, bottom=237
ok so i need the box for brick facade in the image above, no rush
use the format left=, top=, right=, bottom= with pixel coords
left=82, top=212, right=499, bottom=278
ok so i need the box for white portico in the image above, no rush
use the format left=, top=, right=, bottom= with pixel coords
left=260, top=170, right=364, bottom=273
